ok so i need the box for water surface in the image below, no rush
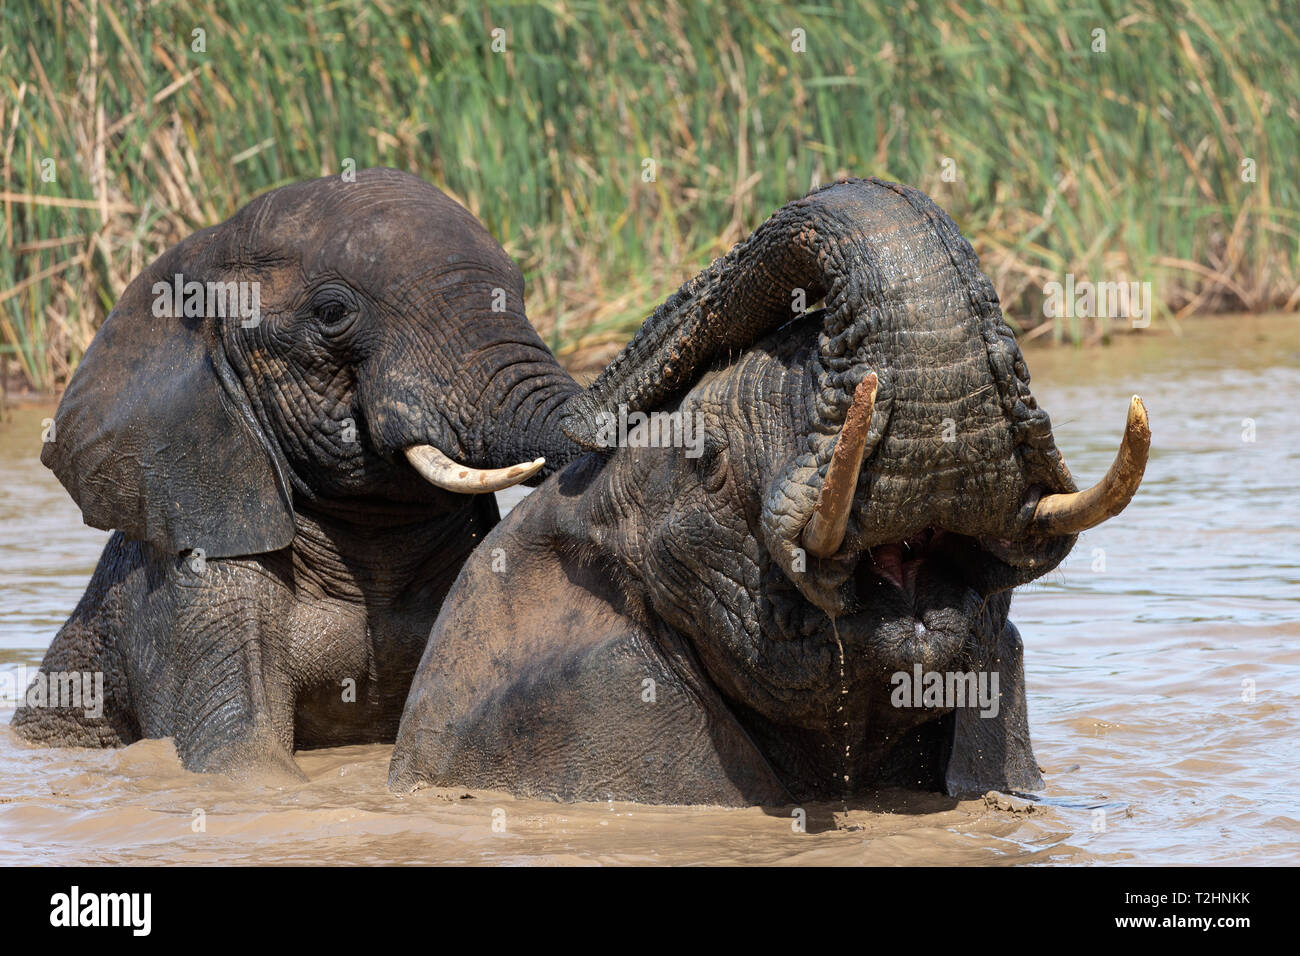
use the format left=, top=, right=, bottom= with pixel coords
left=1, top=315, right=1296, bottom=864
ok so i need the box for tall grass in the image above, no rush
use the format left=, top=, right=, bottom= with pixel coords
left=1, top=0, right=1296, bottom=392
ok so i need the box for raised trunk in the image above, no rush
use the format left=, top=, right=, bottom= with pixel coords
left=561, top=178, right=1075, bottom=573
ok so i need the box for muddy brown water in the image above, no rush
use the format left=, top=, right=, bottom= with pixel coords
left=1, top=315, right=1297, bottom=865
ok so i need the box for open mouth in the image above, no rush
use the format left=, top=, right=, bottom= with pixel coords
left=860, top=527, right=985, bottom=611
left=866, top=527, right=950, bottom=603
left=839, top=523, right=1075, bottom=670
left=845, top=527, right=991, bottom=670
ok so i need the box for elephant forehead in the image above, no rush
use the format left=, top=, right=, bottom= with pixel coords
left=225, top=169, right=517, bottom=285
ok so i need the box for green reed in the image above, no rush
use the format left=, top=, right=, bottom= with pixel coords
left=1, top=0, right=1295, bottom=391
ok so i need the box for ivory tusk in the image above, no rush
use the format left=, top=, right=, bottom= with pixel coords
left=1030, top=396, right=1150, bottom=536
left=801, top=373, right=879, bottom=558
left=404, top=445, right=545, bottom=494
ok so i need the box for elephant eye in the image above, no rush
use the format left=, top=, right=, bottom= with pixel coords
left=699, top=439, right=730, bottom=495
left=309, top=285, right=359, bottom=335
left=318, top=301, right=346, bottom=324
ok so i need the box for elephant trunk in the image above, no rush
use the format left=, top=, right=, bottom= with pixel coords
left=562, top=178, right=1045, bottom=550
left=558, top=177, right=1141, bottom=576
left=363, top=263, right=587, bottom=490
left=463, top=336, right=586, bottom=479
left=560, top=177, right=1013, bottom=461
left=560, top=185, right=844, bottom=448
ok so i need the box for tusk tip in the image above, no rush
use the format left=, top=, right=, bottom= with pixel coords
left=1127, top=395, right=1151, bottom=442
left=504, top=458, right=547, bottom=480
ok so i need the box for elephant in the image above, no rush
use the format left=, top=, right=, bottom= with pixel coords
left=388, top=177, right=1150, bottom=806
left=13, top=167, right=589, bottom=779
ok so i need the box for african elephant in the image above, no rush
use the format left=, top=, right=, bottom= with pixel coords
left=13, top=168, right=587, bottom=779
left=389, top=178, right=1149, bottom=806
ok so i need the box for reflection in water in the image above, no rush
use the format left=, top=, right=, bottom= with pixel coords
left=1, top=315, right=1297, bottom=864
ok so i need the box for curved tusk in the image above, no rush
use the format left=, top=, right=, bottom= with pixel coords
left=802, top=373, right=878, bottom=558
left=1030, top=396, right=1150, bottom=536
left=404, top=445, right=545, bottom=494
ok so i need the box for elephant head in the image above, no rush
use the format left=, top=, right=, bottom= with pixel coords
left=43, top=168, right=584, bottom=559
left=563, top=178, right=1147, bottom=658
left=391, top=178, right=1149, bottom=804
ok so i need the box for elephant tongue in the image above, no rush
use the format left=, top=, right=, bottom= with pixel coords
left=866, top=529, right=938, bottom=603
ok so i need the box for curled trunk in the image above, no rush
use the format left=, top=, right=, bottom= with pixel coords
left=566, top=178, right=1080, bottom=574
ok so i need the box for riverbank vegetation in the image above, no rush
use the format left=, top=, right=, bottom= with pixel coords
left=2, top=0, right=1296, bottom=392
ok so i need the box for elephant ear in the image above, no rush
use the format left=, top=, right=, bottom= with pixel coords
left=42, top=264, right=294, bottom=560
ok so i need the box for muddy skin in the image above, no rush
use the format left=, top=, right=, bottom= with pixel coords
left=391, top=179, right=1143, bottom=806
left=13, top=168, right=588, bottom=779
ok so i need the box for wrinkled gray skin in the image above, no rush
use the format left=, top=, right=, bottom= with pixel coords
left=13, top=168, right=585, bottom=779
left=391, top=179, right=1080, bottom=805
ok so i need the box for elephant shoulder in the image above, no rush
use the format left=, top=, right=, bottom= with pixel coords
left=390, top=515, right=790, bottom=807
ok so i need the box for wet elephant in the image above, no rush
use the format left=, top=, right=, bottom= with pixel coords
left=15, top=168, right=589, bottom=779
left=390, top=179, right=1149, bottom=804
